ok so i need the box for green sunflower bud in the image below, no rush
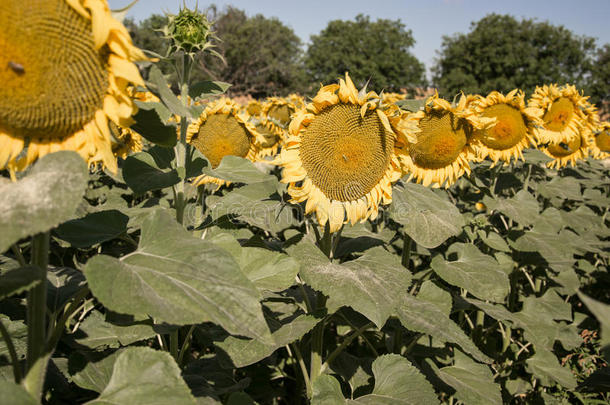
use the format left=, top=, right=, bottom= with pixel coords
left=162, top=6, right=217, bottom=56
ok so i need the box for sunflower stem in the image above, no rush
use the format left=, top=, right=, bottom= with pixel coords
left=26, top=232, right=49, bottom=374
left=309, top=293, right=326, bottom=393
left=401, top=232, right=413, bottom=269
left=319, top=222, right=332, bottom=258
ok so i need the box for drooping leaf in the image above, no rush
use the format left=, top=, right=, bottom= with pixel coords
left=189, top=80, right=232, bottom=100
left=147, top=65, right=192, bottom=118
left=431, top=243, right=510, bottom=303
left=289, top=241, right=411, bottom=328
left=0, top=266, right=45, bottom=300
left=84, top=209, right=272, bottom=344
left=353, top=354, right=439, bottom=404
left=577, top=292, right=610, bottom=357
left=75, top=311, right=155, bottom=350
left=85, top=347, right=197, bottom=405
left=216, top=315, right=319, bottom=367
left=436, top=351, right=502, bottom=405
left=123, top=149, right=180, bottom=194
left=71, top=350, right=122, bottom=393
left=55, top=210, right=128, bottom=248
left=390, top=183, right=464, bottom=248
left=525, top=348, right=576, bottom=389
left=0, top=151, right=88, bottom=253
left=131, top=102, right=177, bottom=147
left=395, top=295, right=491, bottom=363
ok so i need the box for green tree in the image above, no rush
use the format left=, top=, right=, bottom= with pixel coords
left=432, top=14, right=597, bottom=98
left=588, top=44, right=610, bottom=110
left=304, top=14, right=425, bottom=92
left=203, top=6, right=307, bottom=98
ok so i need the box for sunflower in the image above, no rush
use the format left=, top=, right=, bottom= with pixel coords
left=0, top=0, right=147, bottom=173
left=254, top=118, right=283, bottom=159
left=382, top=92, right=407, bottom=104
left=186, top=98, right=264, bottom=188
left=589, top=121, right=610, bottom=159
left=399, top=92, right=494, bottom=188
left=542, top=132, right=589, bottom=169
left=261, top=96, right=298, bottom=136
left=108, top=122, right=143, bottom=159
left=245, top=99, right=263, bottom=117
left=273, top=73, right=419, bottom=233
left=469, top=90, right=543, bottom=165
left=528, top=84, right=591, bottom=146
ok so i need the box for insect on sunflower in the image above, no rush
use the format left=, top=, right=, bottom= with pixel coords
left=469, top=89, right=543, bottom=166
left=398, top=92, right=494, bottom=188
left=0, top=0, right=147, bottom=172
left=273, top=73, right=419, bottom=233
left=528, top=84, right=592, bottom=146
left=186, top=98, right=265, bottom=188
left=542, top=132, right=589, bottom=169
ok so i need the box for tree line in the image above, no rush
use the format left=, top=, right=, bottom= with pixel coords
left=125, top=7, right=609, bottom=108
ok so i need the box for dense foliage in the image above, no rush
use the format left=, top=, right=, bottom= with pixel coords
left=305, top=14, right=426, bottom=92
left=431, top=14, right=598, bottom=100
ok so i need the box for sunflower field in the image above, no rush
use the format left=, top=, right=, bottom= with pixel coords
left=1, top=2, right=610, bottom=405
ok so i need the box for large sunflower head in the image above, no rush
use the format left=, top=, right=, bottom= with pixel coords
left=398, top=92, right=494, bottom=188
left=186, top=98, right=264, bottom=188
left=589, top=121, right=610, bottom=159
left=0, top=0, right=147, bottom=173
left=273, top=73, right=419, bottom=233
left=528, top=84, right=591, bottom=146
left=469, top=89, right=543, bottom=165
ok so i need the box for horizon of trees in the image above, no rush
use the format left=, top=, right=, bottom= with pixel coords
left=125, top=6, right=609, bottom=109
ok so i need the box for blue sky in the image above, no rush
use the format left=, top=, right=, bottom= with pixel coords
left=109, top=0, right=610, bottom=75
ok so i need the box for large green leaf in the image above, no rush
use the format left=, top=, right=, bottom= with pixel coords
left=131, top=103, right=178, bottom=147
left=353, top=354, right=438, bottom=404
left=84, top=209, right=272, bottom=344
left=55, top=210, right=128, bottom=248
left=0, top=151, right=87, bottom=253
left=216, top=315, right=319, bottom=367
left=0, top=266, right=45, bottom=300
left=538, top=176, right=583, bottom=203
left=71, top=350, right=122, bottom=393
left=311, top=374, right=346, bottom=405
left=75, top=311, right=156, bottom=350
left=189, top=80, right=232, bottom=100
left=395, top=295, right=491, bottom=363
left=484, top=190, right=539, bottom=227
left=289, top=241, right=411, bottom=328
left=389, top=183, right=464, bottom=248
left=416, top=280, right=452, bottom=316
left=85, top=347, right=197, bottom=405
left=525, top=348, right=576, bottom=389
left=123, top=148, right=180, bottom=194
left=436, top=351, right=502, bottom=405
left=0, top=381, right=38, bottom=405
left=431, top=243, right=510, bottom=303
left=202, top=156, right=275, bottom=184
left=511, top=227, right=576, bottom=270
left=213, top=233, right=299, bottom=292
left=147, top=65, right=192, bottom=119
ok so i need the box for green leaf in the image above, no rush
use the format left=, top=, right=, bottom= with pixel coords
left=354, top=354, right=439, bottom=404
left=477, top=230, right=511, bottom=252
left=525, top=348, right=576, bottom=389
left=123, top=149, right=180, bottom=193
left=75, top=311, right=155, bottom=349
left=147, top=65, right=192, bottom=118
left=85, top=347, right=197, bottom=405
left=131, top=103, right=178, bottom=147
left=0, top=381, right=38, bottom=405
left=311, top=374, right=346, bottom=405
left=484, top=190, right=539, bottom=226
left=395, top=295, right=491, bottom=363
left=189, top=81, right=232, bottom=99
left=216, top=315, right=319, bottom=367
left=417, top=281, right=452, bottom=316
left=202, top=156, right=276, bottom=184
left=390, top=183, right=464, bottom=248
left=0, top=266, right=45, bottom=300
left=55, top=210, right=128, bottom=248
left=72, top=350, right=122, bottom=393
left=46, top=267, right=87, bottom=313
left=431, top=244, right=510, bottom=303
left=84, top=209, right=272, bottom=343
left=511, top=228, right=576, bottom=269
left=395, top=99, right=426, bottom=112
left=289, top=242, right=411, bottom=328
left=577, top=292, right=610, bottom=357
left=0, top=315, right=27, bottom=362
left=214, top=234, right=299, bottom=292
left=0, top=151, right=88, bottom=254
left=538, top=176, right=583, bottom=203
left=436, top=351, right=502, bottom=405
